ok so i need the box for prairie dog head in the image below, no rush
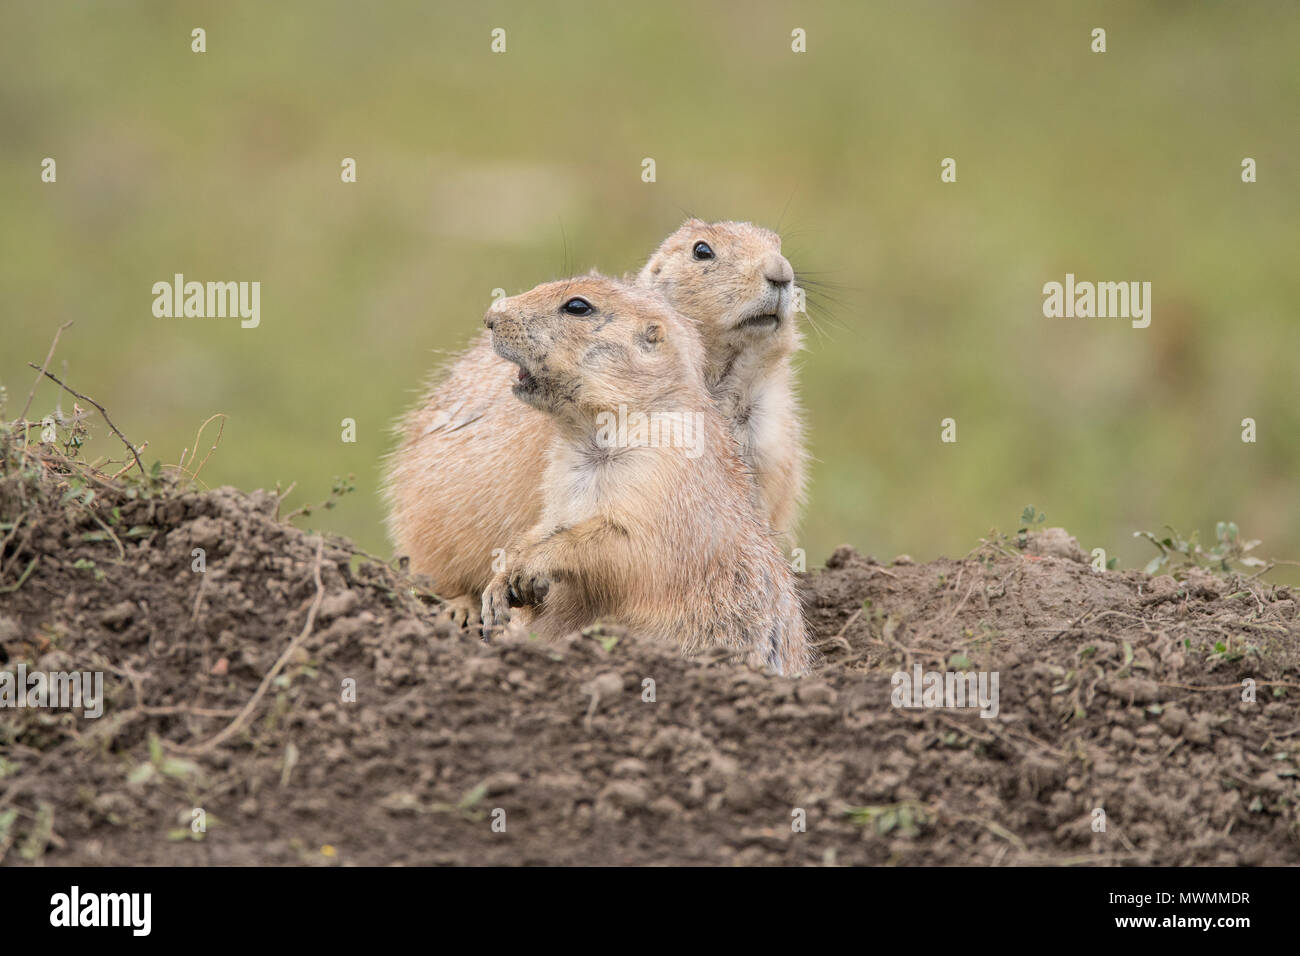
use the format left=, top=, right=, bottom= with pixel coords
left=636, top=219, right=800, bottom=386
left=485, top=275, right=704, bottom=424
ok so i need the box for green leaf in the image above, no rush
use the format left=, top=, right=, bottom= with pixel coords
left=159, top=757, right=201, bottom=780
left=458, top=783, right=489, bottom=810
left=18, top=804, right=53, bottom=862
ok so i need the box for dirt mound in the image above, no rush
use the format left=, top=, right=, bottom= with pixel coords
left=1, top=438, right=1298, bottom=865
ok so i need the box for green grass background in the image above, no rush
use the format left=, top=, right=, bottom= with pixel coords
left=3, top=1, right=1297, bottom=577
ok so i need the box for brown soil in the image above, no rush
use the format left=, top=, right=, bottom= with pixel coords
left=2, top=445, right=1298, bottom=866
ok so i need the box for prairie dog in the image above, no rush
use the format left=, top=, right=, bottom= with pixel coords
left=383, top=220, right=807, bottom=613
left=479, top=275, right=811, bottom=675
left=635, top=219, right=807, bottom=544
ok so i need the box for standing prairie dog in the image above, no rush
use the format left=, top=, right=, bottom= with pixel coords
left=480, top=275, right=811, bottom=675
left=383, top=220, right=807, bottom=617
left=634, top=219, right=807, bottom=542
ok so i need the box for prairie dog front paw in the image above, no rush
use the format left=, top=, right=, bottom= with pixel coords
left=442, top=593, right=481, bottom=630
left=507, top=565, right=551, bottom=608
left=481, top=574, right=512, bottom=638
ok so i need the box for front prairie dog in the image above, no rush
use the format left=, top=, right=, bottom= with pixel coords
left=383, top=220, right=807, bottom=612
left=480, top=275, right=811, bottom=675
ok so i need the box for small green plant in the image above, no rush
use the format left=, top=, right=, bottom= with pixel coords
left=1016, top=505, right=1047, bottom=548
left=1208, top=638, right=1247, bottom=664
left=282, top=474, right=356, bottom=523
left=71, top=557, right=104, bottom=581
left=845, top=801, right=931, bottom=837
left=1134, top=521, right=1266, bottom=576
left=127, top=732, right=202, bottom=788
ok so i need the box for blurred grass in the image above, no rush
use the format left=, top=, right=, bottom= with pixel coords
left=2, top=1, right=1297, bottom=579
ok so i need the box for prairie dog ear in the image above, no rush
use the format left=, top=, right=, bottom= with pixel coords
left=640, top=323, right=664, bottom=348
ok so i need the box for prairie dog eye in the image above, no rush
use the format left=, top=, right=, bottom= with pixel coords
left=562, top=297, right=594, bottom=316
left=692, top=241, right=714, bottom=261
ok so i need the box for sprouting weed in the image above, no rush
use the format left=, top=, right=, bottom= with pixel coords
left=1134, top=521, right=1266, bottom=576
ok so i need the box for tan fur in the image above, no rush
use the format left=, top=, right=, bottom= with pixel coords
left=382, top=341, right=549, bottom=606
left=479, top=276, right=811, bottom=675
left=382, top=220, right=807, bottom=609
left=635, top=219, right=808, bottom=541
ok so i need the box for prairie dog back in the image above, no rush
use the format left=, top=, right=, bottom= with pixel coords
left=382, top=334, right=548, bottom=601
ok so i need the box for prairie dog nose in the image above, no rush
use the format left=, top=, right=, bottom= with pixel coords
left=484, top=296, right=509, bottom=329
left=763, top=253, right=794, bottom=287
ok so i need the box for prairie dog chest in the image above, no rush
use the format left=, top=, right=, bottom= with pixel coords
left=731, top=378, right=791, bottom=474
left=542, top=442, right=641, bottom=527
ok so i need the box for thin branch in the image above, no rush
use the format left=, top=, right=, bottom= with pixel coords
left=187, top=413, right=226, bottom=486
left=108, top=443, right=148, bottom=480
left=0, top=556, right=38, bottom=594
left=76, top=500, right=126, bottom=560
left=19, top=321, right=73, bottom=426
left=26, top=364, right=145, bottom=477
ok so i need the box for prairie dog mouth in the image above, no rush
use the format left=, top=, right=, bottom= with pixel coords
left=514, top=365, right=540, bottom=394
left=736, top=285, right=790, bottom=331
left=490, top=336, right=543, bottom=396
left=736, top=312, right=781, bottom=331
